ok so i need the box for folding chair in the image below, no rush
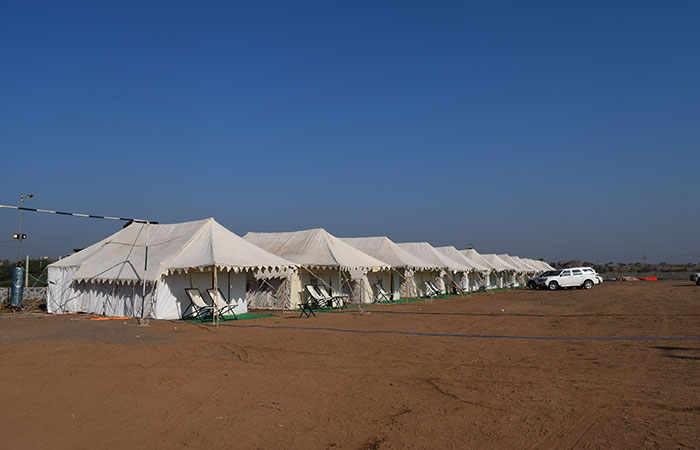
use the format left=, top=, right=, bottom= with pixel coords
left=206, top=288, right=238, bottom=320
left=298, top=301, right=316, bottom=318
left=299, top=285, right=329, bottom=318
left=424, top=281, right=440, bottom=298
left=374, top=283, right=393, bottom=303
left=428, top=281, right=444, bottom=296
left=317, top=285, right=347, bottom=308
left=183, top=288, right=215, bottom=320
left=306, top=285, right=331, bottom=307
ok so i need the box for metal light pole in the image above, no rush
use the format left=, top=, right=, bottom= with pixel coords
left=17, top=194, right=34, bottom=265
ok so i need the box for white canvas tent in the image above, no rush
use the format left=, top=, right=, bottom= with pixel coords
left=511, top=256, right=541, bottom=273
left=340, top=236, right=439, bottom=299
left=460, top=248, right=502, bottom=289
left=498, top=254, right=533, bottom=286
left=481, top=254, right=520, bottom=287
left=243, top=228, right=391, bottom=306
left=498, top=254, right=528, bottom=271
left=529, top=259, right=547, bottom=271
left=529, top=259, right=554, bottom=271
left=396, top=242, right=473, bottom=295
left=482, top=254, right=519, bottom=271
left=47, top=218, right=296, bottom=319
left=435, top=246, right=491, bottom=292
left=522, top=258, right=547, bottom=272
left=523, top=257, right=544, bottom=272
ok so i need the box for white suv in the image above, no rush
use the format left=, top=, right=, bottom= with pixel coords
left=536, top=267, right=599, bottom=290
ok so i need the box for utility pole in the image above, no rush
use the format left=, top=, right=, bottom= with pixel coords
left=16, top=194, right=34, bottom=265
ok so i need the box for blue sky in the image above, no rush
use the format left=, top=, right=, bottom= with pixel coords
left=1, top=1, right=699, bottom=263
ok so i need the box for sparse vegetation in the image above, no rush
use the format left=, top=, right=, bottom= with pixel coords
left=551, top=260, right=700, bottom=274
left=0, top=258, right=54, bottom=287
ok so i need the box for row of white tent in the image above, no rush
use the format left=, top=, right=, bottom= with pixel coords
left=47, top=218, right=554, bottom=320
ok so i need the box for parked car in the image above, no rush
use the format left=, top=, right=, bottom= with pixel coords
left=535, top=267, right=598, bottom=290
left=527, top=271, right=558, bottom=289
left=594, top=272, right=603, bottom=285
left=691, top=273, right=700, bottom=285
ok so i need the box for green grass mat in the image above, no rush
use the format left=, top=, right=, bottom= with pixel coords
left=182, top=312, right=274, bottom=322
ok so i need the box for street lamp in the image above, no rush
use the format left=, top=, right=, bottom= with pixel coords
left=16, top=194, right=34, bottom=265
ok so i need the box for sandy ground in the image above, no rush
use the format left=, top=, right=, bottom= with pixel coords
left=1, top=281, right=699, bottom=449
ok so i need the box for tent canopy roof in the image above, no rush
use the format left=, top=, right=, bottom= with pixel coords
left=50, top=218, right=296, bottom=283
left=396, top=242, right=472, bottom=272
left=435, top=246, right=491, bottom=271
left=243, top=228, right=390, bottom=271
left=340, top=236, right=438, bottom=270
left=522, top=258, right=547, bottom=271
left=510, top=255, right=540, bottom=272
left=541, top=260, right=555, bottom=271
left=481, top=254, right=519, bottom=271
left=496, top=254, right=530, bottom=272
left=460, top=248, right=498, bottom=271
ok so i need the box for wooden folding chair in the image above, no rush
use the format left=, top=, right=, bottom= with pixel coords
left=317, top=285, right=347, bottom=309
left=206, top=288, right=238, bottom=320
left=374, top=283, right=393, bottom=303
left=183, top=288, right=215, bottom=319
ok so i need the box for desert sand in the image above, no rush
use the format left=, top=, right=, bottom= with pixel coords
left=1, top=281, right=699, bottom=449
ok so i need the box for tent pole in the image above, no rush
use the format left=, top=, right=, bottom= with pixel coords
left=213, top=266, right=218, bottom=327
left=140, top=220, right=150, bottom=319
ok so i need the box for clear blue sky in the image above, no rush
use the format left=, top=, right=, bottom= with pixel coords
left=1, top=1, right=699, bottom=264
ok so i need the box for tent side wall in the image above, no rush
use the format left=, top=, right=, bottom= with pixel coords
left=154, top=270, right=247, bottom=319
left=47, top=266, right=151, bottom=317
left=245, top=268, right=301, bottom=310
left=47, top=266, right=78, bottom=314
left=363, top=270, right=393, bottom=303
left=299, top=267, right=356, bottom=304
left=398, top=268, right=418, bottom=299
left=410, top=269, right=443, bottom=296
left=48, top=267, right=249, bottom=320
left=245, top=275, right=287, bottom=310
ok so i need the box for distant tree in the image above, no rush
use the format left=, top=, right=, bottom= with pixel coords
left=0, top=257, right=53, bottom=287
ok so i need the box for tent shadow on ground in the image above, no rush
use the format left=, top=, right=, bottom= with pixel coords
left=651, top=345, right=700, bottom=361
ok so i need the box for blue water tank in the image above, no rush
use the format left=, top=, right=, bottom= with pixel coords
left=10, top=267, right=24, bottom=308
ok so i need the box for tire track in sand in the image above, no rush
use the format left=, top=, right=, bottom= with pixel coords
left=531, top=308, right=663, bottom=449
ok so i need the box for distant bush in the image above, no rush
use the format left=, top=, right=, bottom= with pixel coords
left=0, top=258, right=53, bottom=287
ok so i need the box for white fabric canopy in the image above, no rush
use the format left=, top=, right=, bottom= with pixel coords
left=523, top=258, right=550, bottom=271
left=460, top=248, right=498, bottom=271
left=435, top=246, right=491, bottom=272
left=395, top=242, right=472, bottom=272
left=497, top=254, right=530, bottom=272
left=510, top=256, right=540, bottom=272
left=340, top=236, right=437, bottom=270
left=243, top=228, right=390, bottom=271
left=539, top=260, right=555, bottom=271
left=51, top=218, right=296, bottom=284
left=481, top=254, right=520, bottom=271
